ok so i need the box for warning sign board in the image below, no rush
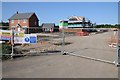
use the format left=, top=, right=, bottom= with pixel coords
left=0, top=30, right=12, bottom=40
left=24, top=34, right=37, bottom=44
left=14, top=31, right=24, bottom=44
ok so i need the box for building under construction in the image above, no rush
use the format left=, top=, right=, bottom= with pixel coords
left=59, top=16, right=93, bottom=30
left=59, top=16, right=95, bottom=35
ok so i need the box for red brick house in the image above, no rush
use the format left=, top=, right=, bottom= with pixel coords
left=9, top=12, right=39, bottom=33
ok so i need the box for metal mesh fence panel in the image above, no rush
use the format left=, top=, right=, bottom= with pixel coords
left=1, top=28, right=63, bottom=59
left=63, top=28, right=116, bottom=65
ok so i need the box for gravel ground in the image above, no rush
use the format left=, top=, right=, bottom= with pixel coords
left=2, top=31, right=119, bottom=78
left=63, top=31, right=116, bottom=62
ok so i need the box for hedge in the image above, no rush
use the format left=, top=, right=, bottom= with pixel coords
left=0, top=44, right=12, bottom=60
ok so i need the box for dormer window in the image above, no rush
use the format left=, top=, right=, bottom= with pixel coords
left=23, top=19, right=26, bottom=23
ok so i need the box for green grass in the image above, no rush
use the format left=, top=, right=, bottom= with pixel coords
left=0, top=44, right=12, bottom=60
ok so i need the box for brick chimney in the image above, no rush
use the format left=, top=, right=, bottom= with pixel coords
left=16, top=11, right=18, bottom=14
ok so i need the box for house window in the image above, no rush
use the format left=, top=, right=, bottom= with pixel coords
left=22, top=26, right=27, bottom=30
left=23, top=26, right=27, bottom=28
left=23, top=19, right=26, bottom=23
left=22, top=26, right=27, bottom=33
left=11, top=20, right=14, bottom=23
left=18, top=19, right=20, bottom=23
left=23, top=27, right=26, bottom=30
left=11, top=26, right=15, bottom=30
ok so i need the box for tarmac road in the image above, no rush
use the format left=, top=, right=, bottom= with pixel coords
left=64, top=31, right=116, bottom=62
left=2, top=31, right=118, bottom=78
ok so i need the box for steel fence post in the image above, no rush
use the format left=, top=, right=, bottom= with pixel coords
left=11, top=30, right=14, bottom=60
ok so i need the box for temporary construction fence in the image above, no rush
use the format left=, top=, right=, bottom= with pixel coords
left=117, top=29, right=120, bottom=66
left=108, top=30, right=120, bottom=48
left=1, top=28, right=120, bottom=67
left=26, top=32, right=63, bottom=55
left=1, top=28, right=64, bottom=60
left=61, top=28, right=120, bottom=66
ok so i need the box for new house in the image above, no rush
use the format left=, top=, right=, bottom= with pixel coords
left=9, top=12, right=39, bottom=33
left=42, top=23, right=59, bottom=33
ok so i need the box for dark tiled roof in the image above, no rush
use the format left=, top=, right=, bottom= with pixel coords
left=9, top=12, right=35, bottom=20
left=42, top=23, right=55, bottom=28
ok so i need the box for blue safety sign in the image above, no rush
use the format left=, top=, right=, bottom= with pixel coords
left=30, top=36, right=37, bottom=43
left=25, top=37, right=30, bottom=42
left=24, top=34, right=37, bottom=44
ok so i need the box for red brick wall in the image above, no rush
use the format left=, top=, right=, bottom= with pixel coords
left=29, top=13, right=39, bottom=27
left=9, top=19, right=29, bottom=30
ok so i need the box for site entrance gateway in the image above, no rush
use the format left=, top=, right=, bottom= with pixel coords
left=60, top=21, right=119, bottom=66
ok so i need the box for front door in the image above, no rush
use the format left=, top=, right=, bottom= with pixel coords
left=17, top=24, right=21, bottom=31
left=18, top=27, right=20, bottom=31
